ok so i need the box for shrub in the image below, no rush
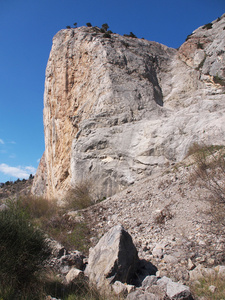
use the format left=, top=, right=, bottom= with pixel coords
left=187, top=143, right=225, bottom=202
left=103, top=32, right=111, bottom=38
left=124, top=32, right=137, bottom=38
left=86, top=22, right=92, bottom=27
left=66, top=26, right=71, bottom=29
left=213, top=75, right=225, bottom=87
left=15, top=195, right=58, bottom=220
left=0, top=205, right=51, bottom=296
left=197, top=42, right=204, bottom=49
left=203, top=23, right=213, bottom=30
left=101, top=23, right=109, bottom=31
left=191, top=273, right=225, bottom=300
left=64, top=180, right=93, bottom=211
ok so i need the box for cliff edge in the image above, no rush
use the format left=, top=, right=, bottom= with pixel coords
left=32, top=15, right=225, bottom=200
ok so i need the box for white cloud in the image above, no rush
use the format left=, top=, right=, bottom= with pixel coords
left=0, top=139, right=4, bottom=144
left=25, top=166, right=36, bottom=174
left=0, top=164, right=36, bottom=179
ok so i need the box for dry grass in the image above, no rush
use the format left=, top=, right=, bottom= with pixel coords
left=187, top=143, right=225, bottom=203
left=63, top=180, right=94, bottom=211
left=190, top=274, right=225, bottom=300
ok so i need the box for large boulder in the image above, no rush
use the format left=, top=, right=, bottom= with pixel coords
left=85, top=225, right=139, bottom=289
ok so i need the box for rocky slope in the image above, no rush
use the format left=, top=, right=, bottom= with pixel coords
left=32, top=14, right=225, bottom=201
left=81, top=154, right=225, bottom=283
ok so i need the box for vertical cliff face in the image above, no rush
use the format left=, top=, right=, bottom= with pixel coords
left=32, top=15, right=225, bottom=200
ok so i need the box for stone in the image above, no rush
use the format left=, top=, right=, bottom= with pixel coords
left=33, top=15, right=225, bottom=200
left=135, top=259, right=157, bottom=284
left=126, top=290, right=159, bottom=300
left=166, top=280, right=192, bottom=299
left=157, top=276, right=172, bottom=291
left=187, top=258, right=195, bottom=271
left=85, top=225, right=139, bottom=289
left=48, top=238, right=67, bottom=258
left=65, top=267, right=85, bottom=284
left=0, top=203, right=8, bottom=211
left=189, top=264, right=216, bottom=281
left=112, top=281, right=134, bottom=296
left=142, top=275, right=158, bottom=289
left=215, top=265, right=225, bottom=277
left=208, top=285, right=216, bottom=293
left=152, top=244, right=164, bottom=259
left=54, top=250, right=85, bottom=275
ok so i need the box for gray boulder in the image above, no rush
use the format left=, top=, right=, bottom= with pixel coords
left=166, top=280, right=192, bottom=299
left=85, top=225, right=139, bottom=289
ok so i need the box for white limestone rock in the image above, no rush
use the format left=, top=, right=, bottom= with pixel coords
left=33, top=14, right=225, bottom=200
left=85, top=225, right=139, bottom=289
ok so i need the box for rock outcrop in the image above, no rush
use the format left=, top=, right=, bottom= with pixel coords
left=85, top=224, right=139, bottom=289
left=48, top=225, right=193, bottom=299
left=32, top=14, right=225, bottom=200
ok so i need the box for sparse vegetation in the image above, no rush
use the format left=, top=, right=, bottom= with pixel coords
left=103, top=32, right=111, bottom=38
left=213, top=75, right=225, bottom=87
left=43, top=213, right=91, bottom=253
left=124, top=32, right=137, bottom=38
left=197, top=41, right=204, bottom=49
left=64, top=180, right=93, bottom=211
left=0, top=203, right=51, bottom=298
left=101, top=23, right=109, bottom=32
left=203, top=22, right=213, bottom=30
left=191, top=273, right=225, bottom=300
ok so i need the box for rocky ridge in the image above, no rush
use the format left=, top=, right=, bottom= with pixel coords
left=32, top=14, right=225, bottom=200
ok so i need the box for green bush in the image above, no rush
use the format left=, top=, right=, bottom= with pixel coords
left=101, top=23, right=109, bottom=31
left=203, top=23, right=213, bottom=30
left=103, top=32, right=111, bottom=38
left=124, top=32, right=137, bottom=38
left=0, top=205, right=51, bottom=296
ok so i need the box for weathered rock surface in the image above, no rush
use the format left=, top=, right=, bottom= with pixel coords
left=81, top=151, right=225, bottom=284
left=32, top=14, right=225, bottom=200
left=84, top=224, right=139, bottom=289
left=47, top=226, right=194, bottom=299
left=127, top=275, right=193, bottom=300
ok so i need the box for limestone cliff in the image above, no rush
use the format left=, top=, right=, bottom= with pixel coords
left=32, top=14, right=225, bottom=200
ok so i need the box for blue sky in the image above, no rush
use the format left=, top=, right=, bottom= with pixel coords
left=0, top=0, right=224, bottom=183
